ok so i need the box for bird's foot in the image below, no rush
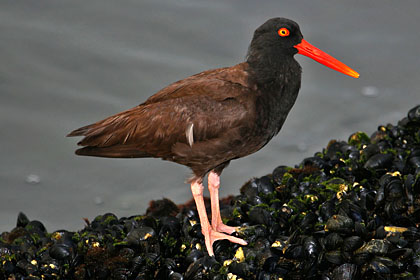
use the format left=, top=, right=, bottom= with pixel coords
left=203, top=227, right=247, bottom=256
left=211, top=221, right=239, bottom=235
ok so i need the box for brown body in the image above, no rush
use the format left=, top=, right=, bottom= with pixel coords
left=68, top=61, right=301, bottom=180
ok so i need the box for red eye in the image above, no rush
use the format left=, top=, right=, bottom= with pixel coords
left=278, top=28, right=290, bottom=37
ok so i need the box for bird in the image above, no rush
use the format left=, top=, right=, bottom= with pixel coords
left=68, top=18, right=359, bottom=256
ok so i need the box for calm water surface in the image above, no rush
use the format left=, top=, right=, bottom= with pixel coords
left=1, top=0, right=419, bottom=231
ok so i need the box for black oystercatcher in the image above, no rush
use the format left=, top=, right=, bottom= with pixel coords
left=68, top=18, right=359, bottom=256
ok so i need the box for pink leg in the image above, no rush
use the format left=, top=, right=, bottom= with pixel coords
left=191, top=180, right=247, bottom=256
left=208, top=171, right=243, bottom=234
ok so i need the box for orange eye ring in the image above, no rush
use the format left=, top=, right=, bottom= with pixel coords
left=278, top=28, right=290, bottom=37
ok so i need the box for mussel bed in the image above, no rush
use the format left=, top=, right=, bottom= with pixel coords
left=2, top=105, right=420, bottom=280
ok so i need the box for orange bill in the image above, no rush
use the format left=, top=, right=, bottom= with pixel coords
left=295, top=39, right=359, bottom=78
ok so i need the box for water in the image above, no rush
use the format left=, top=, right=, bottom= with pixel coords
left=1, top=0, right=419, bottom=232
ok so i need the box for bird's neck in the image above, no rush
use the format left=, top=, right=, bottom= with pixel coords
left=246, top=54, right=301, bottom=92
left=246, top=54, right=302, bottom=136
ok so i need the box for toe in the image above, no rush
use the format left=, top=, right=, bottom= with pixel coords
left=210, top=230, right=248, bottom=245
left=203, top=228, right=248, bottom=256
left=216, top=223, right=238, bottom=234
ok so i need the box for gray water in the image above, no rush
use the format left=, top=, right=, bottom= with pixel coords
left=1, top=0, right=419, bottom=232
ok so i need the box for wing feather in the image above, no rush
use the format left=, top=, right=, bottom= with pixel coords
left=68, top=63, right=256, bottom=161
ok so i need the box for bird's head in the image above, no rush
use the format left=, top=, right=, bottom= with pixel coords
left=247, top=17, right=359, bottom=78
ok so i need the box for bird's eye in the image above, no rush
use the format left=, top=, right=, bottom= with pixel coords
left=278, top=28, right=290, bottom=37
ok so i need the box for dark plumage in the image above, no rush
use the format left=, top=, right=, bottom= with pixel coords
left=69, top=18, right=302, bottom=180
left=68, top=18, right=358, bottom=256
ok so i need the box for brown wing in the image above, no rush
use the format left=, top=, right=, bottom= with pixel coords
left=143, top=62, right=253, bottom=104
left=67, top=63, right=257, bottom=168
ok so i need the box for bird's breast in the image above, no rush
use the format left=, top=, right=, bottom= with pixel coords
left=253, top=74, right=301, bottom=146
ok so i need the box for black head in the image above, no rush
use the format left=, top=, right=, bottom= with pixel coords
left=246, top=17, right=359, bottom=80
left=247, top=18, right=303, bottom=61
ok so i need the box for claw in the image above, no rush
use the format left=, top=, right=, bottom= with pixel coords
left=203, top=227, right=247, bottom=256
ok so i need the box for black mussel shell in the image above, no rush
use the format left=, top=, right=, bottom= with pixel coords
left=303, top=236, right=319, bottom=259
left=319, top=199, right=337, bottom=222
left=407, top=105, right=420, bottom=122
left=332, top=263, right=360, bottom=280
left=325, top=215, right=354, bottom=234
left=323, top=233, right=343, bottom=251
left=303, top=156, right=328, bottom=169
left=324, top=250, right=342, bottom=265
left=185, top=249, right=204, bottom=265
left=228, top=261, right=251, bottom=278
left=248, top=207, right=273, bottom=226
left=272, top=165, right=291, bottom=185
left=124, top=226, right=156, bottom=246
left=49, top=244, right=72, bottom=260
left=342, top=236, right=363, bottom=252
left=355, top=239, right=390, bottom=255
left=169, top=272, right=184, bottom=280
left=363, top=153, right=393, bottom=169
left=16, top=212, right=30, bottom=228
left=256, top=176, right=275, bottom=195
left=361, top=144, right=380, bottom=160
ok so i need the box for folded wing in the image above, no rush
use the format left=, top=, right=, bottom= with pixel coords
left=68, top=64, right=256, bottom=164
